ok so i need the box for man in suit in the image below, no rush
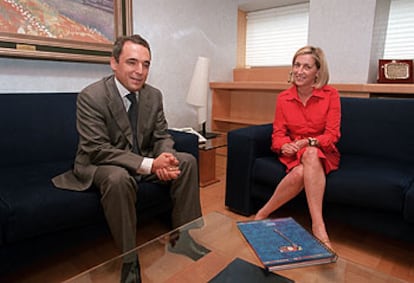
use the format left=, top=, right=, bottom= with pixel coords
left=52, top=34, right=202, bottom=282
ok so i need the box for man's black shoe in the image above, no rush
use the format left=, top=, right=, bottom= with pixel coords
left=120, top=256, right=141, bottom=283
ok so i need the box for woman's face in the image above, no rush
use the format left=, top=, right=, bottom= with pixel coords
left=292, top=54, right=319, bottom=88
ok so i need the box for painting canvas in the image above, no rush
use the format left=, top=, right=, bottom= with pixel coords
left=0, top=0, right=132, bottom=63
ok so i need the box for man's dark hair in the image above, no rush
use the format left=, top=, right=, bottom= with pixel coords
left=112, top=34, right=151, bottom=62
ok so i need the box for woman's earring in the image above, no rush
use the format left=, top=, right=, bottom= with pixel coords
left=288, top=71, right=293, bottom=83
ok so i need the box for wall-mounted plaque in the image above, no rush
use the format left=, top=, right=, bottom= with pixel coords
left=378, top=59, right=413, bottom=83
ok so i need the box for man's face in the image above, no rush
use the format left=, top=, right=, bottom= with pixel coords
left=110, top=41, right=151, bottom=92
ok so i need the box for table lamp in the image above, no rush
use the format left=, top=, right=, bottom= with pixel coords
left=186, top=56, right=217, bottom=139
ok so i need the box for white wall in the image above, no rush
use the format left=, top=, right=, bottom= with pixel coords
left=0, top=58, right=110, bottom=93
left=240, top=0, right=391, bottom=84
left=133, top=0, right=238, bottom=130
left=309, top=0, right=390, bottom=83
left=0, top=0, right=238, bottom=130
left=0, top=0, right=391, bottom=128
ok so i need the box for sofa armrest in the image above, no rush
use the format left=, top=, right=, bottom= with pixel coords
left=169, top=130, right=199, bottom=161
left=225, top=124, right=273, bottom=215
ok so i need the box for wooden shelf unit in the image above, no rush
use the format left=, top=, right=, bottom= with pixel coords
left=330, top=83, right=414, bottom=98
left=210, top=80, right=414, bottom=133
left=210, top=82, right=290, bottom=132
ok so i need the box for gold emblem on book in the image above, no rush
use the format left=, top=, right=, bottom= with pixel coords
left=273, top=228, right=303, bottom=253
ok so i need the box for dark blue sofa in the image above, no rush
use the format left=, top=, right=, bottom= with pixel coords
left=226, top=97, right=414, bottom=241
left=0, top=92, right=199, bottom=274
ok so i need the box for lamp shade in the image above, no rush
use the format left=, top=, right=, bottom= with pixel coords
left=186, top=56, right=210, bottom=124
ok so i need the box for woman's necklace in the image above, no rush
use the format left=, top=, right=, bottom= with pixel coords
left=297, top=87, right=313, bottom=106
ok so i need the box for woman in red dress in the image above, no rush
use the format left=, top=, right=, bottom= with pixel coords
left=255, top=46, right=341, bottom=249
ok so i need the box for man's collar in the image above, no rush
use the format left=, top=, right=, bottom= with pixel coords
left=114, top=77, right=131, bottom=97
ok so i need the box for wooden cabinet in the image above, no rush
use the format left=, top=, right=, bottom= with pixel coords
left=210, top=82, right=290, bottom=133
left=198, top=136, right=227, bottom=187
left=331, top=83, right=414, bottom=98
left=210, top=80, right=414, bottom=134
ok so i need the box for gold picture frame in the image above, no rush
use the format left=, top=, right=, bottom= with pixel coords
left=0, top=0, right=132, bottom=64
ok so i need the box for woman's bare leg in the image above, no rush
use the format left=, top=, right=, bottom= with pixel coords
left=301, top=147, right=331, bottom=248
left=255, top=165, right=305, bottom=220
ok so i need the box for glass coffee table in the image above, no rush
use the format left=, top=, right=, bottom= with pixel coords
left=64, top=212, right=408, bottom=283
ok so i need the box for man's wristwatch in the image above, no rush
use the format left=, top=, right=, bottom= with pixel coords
left=308, top=137, right=318, bottom=146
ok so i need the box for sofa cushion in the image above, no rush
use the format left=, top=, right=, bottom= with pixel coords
left=0, top=162, right=175, bottom=245
left=0, top=161, right=105, bottom=244
left=325, top=155, right=413, bottom=212
left=0, top=131, right=197, bottom=245
left=0, top=93, right=78, bottom=167
left=338, top=98, right=414, bottom=164
left=252, top=157, right=286, bottom=189
left=252, top=154, right=412, bottom=214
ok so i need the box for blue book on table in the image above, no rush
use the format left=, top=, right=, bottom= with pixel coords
left=237, top=217, right=337, bottom=271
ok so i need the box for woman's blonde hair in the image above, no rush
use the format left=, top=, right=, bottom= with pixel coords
left=289, top=46, right=329, bottom=89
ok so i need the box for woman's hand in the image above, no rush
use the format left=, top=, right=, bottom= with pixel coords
left=280, top=139, right=307, bottom=156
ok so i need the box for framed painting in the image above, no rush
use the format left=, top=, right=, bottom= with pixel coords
left=0, top=0, right=132, bottom=63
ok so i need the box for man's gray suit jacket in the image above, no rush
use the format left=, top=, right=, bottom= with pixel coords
left=52, top=75, right=176, bottom=191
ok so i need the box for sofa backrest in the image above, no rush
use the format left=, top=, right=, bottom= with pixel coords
left=0, top=93, right=78, bottom=166
left=338, top=97, right=414, bottom=163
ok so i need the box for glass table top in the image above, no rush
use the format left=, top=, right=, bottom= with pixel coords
left=64, top=211, right=409, bottom=283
